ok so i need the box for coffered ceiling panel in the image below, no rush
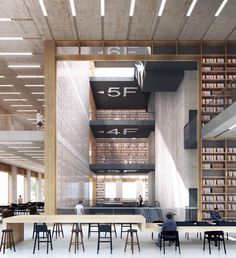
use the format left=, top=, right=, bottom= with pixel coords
left=129, top=0, right=160, bottom=40
left=76, top=0, right=101, bottom=40
left=104, top=0, right=130, bottom=40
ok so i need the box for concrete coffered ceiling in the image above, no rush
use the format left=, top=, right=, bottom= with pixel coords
left=0, top=0, right=236, bottom=172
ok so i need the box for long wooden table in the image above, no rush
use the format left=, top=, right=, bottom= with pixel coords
left=2, top=214, right=146, bottom=243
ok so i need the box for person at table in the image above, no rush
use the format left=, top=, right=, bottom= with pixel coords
left=155, top=212, right=177, bottom=247
left=210, top=207, right=221, bottom=221
left=75, top=200, right=84, bottom=215
left=18, top=195, right=23, bottom=204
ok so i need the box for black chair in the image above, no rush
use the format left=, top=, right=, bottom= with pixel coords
left=120, top=223, right=132, bottom=239
left=160, top=231, right=181, bottom=254
left=33, top=224, right=53, bottom=254
left=69, top=227, right=84, bottom=253
left=88, top=223, right=99, bottom=239
left=97, top=224, right=112, bottom=254
left=0, top=229, right=16, bottom=254
left=52, top=223, right=64, bottom=238
left=124, top=229, right=140, bottom=254
left=203, top=231, right=226, bottom=254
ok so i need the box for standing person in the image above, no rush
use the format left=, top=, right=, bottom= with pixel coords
left=138, top=195, right=143, bottom=207
left=210, top=207, right=221, bottom=221
left=155, top=213, right=177, bottom=247
left=18, top=195, right=23, bottom=204
left=75, top=200, right=84, bottom=215
left=36, top=110, right=43, bottom=130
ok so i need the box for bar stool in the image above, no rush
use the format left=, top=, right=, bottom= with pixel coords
left=69, top=228, right=85, bottom=254
left=120, top=223, right=132, bottom=239
left=88, top=223, right=99, bottom=239
left=124, top=229, right=140, bottom=254
left=52, top=223, right=64, bottom=238
left=0, top=229, right=16, bottom=254
left=33, top=224, right=53, bottom=254
left=97, top=224, right=112, bottom=254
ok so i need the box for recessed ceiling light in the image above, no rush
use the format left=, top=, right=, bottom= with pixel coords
left=129, top=0, right=136, bottom=16
left=228, top=123, right=236, bottom=130
left=69, top=0, right=76, bottom=16
left=38, top=0, right=48, bottom=16
left=0, top=154, right=14, bottom=156
left=0, top=37, right=23, bottom=40
left=0, top=18, right=12, bottom=21
left=25, top=84, right=45, bottom=87
left=10, top=104, right=33, bottom=107
left=25, top=153, right=44, bottom=156
left=186, top=0, right=197, bottom=16
left=158, top=0, right=167, bottom=16
left=0, top=92, right=21, bottom=94
left=27, top=118, right=37, bottom=121
left=0, top=52, right=32, bottom=56
left=31, top=92, right=45, bottom=95
left=8, top=65, right=40, bottom=68
left=100, top=0, right=105, bottom=16
left=3, top=99, right=27, bottom=101
left=0, top=142, right=33, bottom=144
left=17, top=75, right=44, bottom=78
left=0, top=85, right=13, bottom=87
left=18, top=150, right=44, bottom=153
left=215, top=0, right=228, bottom=16
left=0, top=150, right=5, bottom=152
left=16, top=110, right=37, bottom=112
left=37, top=99, right=45, bottom=101
left=0, top=76, right=5, bottom=78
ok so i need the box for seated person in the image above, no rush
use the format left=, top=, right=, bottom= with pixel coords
left=156, top=213, right=177, bottom=247
left=210, top=207, right=221, bottom=221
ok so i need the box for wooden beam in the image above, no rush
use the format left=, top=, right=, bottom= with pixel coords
left=44, top=41, right=57, bottom=215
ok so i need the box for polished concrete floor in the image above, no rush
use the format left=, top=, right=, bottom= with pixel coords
left=0, top=223, right=236, bottom=257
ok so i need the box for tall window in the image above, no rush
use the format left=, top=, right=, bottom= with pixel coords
left=17, top=174, right=24, bottom=202
left=122, top=182, right=137, bottom=199
left=31, top=177, right=37, bottom=202
left=0, top=172, right=8, bottom=204
left=105, top=182, right=116, bottom=199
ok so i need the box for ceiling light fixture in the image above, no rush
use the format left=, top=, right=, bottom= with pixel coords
left=186, top=0, right=197, bottom=16
left=0, top=76, right=5, bottom=78
left=0, top=52, right=32, bottom=56
left=10, top=104, right=33, bottom=107
left=0, top=37, right=23, bottom=40
left=158, top=0, right=167, bottom=16
left=25, top=84, right=45, bottom=87
left=16, top=110, right=37, bottom=112
left=8, top=65, right=40, bottom=68
left=0, top=85, right=13, bottom=87
left=8, top=146, right=40, bottom=149
left=0, top=92, right=20, bottom=95
left=228, top=123, right=236, bottom=130
left=0, top=18, right=12, bottom=21
left=69, top=0, right=76, bottom=16
left=0, top=142, right=33, bottom=144
left=18, top=150, right=44, bottom=153
left=17, top=75, right=44, bottom=78
left=101, top=0, right=105, bottom=16
left=38, top=0, right=48, bottom=16
left=215, top=0, right=228, bottom=16
left=37, top=99, right=45, bottom=101
left=31, top=92, right=45, bottom=95
left=129, top=0, right=136, bottom=16
left=3, top=99, right=27, bottom=101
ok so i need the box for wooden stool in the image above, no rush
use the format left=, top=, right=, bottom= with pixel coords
left=52, top=223, right=64, bottom=238
left=0, top=229, right=16, bottom=254
left=124, top=229, right=140, bottom=254
left=69, top=228, right=84, bottom=254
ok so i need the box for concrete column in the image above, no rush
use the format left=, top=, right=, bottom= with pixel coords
left=148, top=171, right=155, bottom=205
left=11, top=166, right=17, bottom=203
left=116, top=179, right=122, bottom=199
left=25, top=170, right=31, bottom=202
left=38, top=173, right=42, bottom=202
left=136, top=180, right=143, bottom=199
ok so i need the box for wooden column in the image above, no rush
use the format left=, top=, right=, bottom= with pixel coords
left=44, top=41, right=57, bottom=214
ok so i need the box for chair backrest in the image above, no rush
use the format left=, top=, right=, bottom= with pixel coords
left=98, top=224, right=111, bottom=233
left=2, top=209, right=14, bottom=218
left=35, top=224, right=48, bottom=232
left=205, top=230, right=224, bottom=237
left=161, top=231, right=179, bottom=241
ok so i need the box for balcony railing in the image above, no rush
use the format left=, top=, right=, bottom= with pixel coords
left=90, top=111, right=155, bottom=121
left=203, top=79, right=236, bottom=125
left=0, top=114, right=43, bottom=131
left=90, top=155, right=155, bottom=165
